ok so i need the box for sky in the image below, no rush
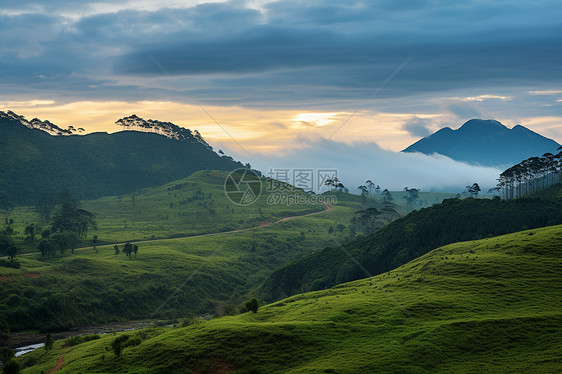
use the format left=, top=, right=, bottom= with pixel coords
left=1, top=0, right=562, bottom=191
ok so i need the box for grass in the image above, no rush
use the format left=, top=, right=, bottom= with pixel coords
left=0, top=182, right=368, bottom=332
left=18, top=224, right=562, bottom=373
left=2, top=170, right=332, bottom=248
left=1, top=171, right=455, bottom=252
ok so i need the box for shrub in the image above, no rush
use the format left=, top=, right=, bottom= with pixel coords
left=244, top=298, right=259, bottom=313
left=65, top=334, right=100, bottom=346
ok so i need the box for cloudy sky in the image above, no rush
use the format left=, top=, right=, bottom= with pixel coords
left=2, top=0, right=562, bottom=190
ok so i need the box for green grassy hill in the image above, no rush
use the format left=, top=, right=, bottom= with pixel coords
left=18, top=225, right=562, bottom=373
left=3, top=170, right=330, bottom=248
left=0, top=178, right=370, bottom=333
left=261, top=196, right=562, bottom=300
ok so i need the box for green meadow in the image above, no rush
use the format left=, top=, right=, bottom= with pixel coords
left=2, top=170, right=333, bottom=248
left=17, top=224, right=562, bottom=373
left=0, top=177, right=369, bottom=332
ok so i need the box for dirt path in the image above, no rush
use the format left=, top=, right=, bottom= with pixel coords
left=14, top=203, right=333, bottom=258
left=46, top=347, right=68, bottom=374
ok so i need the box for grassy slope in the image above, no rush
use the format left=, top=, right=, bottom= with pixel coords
left=20, top=225, right=562, bottom=373
left=0, top=180, right=367, bottom=332
left=261, top=197, right=562, bottom=300
left=3, top=170, right=330, bottom=248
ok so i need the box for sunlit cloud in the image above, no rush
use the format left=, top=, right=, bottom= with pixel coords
left=462, top=95, right=512, bottom=102
left=291, top=112, right=344, bottom=129
left=529, top=90, right=562, bottom=95
left=0, top=100, right=55, bottom=108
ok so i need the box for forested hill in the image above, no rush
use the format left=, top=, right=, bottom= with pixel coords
left=260, top=196, right=562, bottom=301
left=0, top=112, right=243, bottom=206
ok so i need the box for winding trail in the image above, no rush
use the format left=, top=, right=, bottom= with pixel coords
left=13, top=203, right=333, bottom=258
left=46, top=347, right=68, bottom=374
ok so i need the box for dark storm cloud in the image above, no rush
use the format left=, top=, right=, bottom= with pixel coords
left=2, top=0, right=562, bottom=107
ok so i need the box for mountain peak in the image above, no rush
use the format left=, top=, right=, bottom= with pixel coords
left=402, top=119, right=560, bottom=167
left=458, top=119, right=507, bottom=131
left=0, top=110, right=84, bottom=136
left=115, top=115, right=212, bottom=149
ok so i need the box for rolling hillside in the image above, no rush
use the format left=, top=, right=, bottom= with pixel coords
left=261, top=196, right=562, bottom=300
left=18, top=225, right=562, bottom=373
left=3, top=170, right=328, bottom=248
left=0, top=174, right=370, bottom=334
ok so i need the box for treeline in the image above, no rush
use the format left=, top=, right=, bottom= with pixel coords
left=497, top=150, right=562, bottom=198
left=260, top=197, right=562, bottom=300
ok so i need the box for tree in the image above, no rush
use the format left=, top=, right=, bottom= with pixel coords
left=357, top=185, right=368, bottom=199
left=245, top=298, right=259, bottom=313
left=465, top=183, right=481, bottom=198
left=353, top=207, right=382, bottom=232
left=123, top=242, right=133, bottom=259
left=24, top=223, right=36, bottom=242
left=3, top=218, right=14, bottom=235
left=2, top=359, right=20, bottom=374
left=65, top=231, right=80, bottom=254
left=365, top=180, right=375, bottom=196
left=0, top=347, right=14, bottom=364
left=37, top=192, right=56, bottom=223
left=38, top=239, right=58, bottom=258
left=403, top=187, right=420, bottom=208
left=51, top=233, right=67, bottom=256
left=50, top=192, right=95, bottom=237
left=0, top=233, right=17, bottom=259
left=114, top=245, right=119, bottom=255
left=382, top=189, right=394, bottom=202
left=112, top=335, right=129, bottom=356
left=133, top=244, right=138, bottom=257
left=92, top=235, right=98, bottom=253
left=45, top=333, right=54, bottom=351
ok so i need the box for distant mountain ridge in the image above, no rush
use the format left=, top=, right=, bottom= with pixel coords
left=0, top=110, right=243, bottom=206
left=402, top=119, right=561, bottom=167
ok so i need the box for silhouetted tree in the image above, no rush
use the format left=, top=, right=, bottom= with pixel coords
left=114, top=245, right=119, bottom=255
left=465, top=183, right=482, bottom=198
left=365, top=180, right=375, bottom=196
left=123, top=242, right=133, bottom=259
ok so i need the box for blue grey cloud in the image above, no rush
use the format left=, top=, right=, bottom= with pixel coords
left=402, top=117, right=433, bottom=137
left=1, top=0, right=562, bottom=112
